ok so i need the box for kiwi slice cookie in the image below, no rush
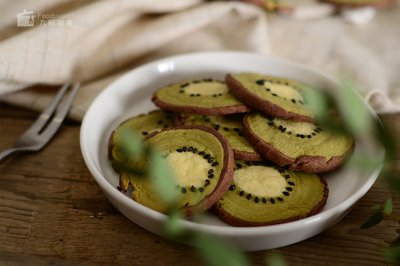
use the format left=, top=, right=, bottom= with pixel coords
left=226, top=72, right=316, bottom=122
left=177, top=113, right=263, bottom=161
left=213, top=162, right=328, bottom=226
left=118, top=125, right=234, bottom=216
left=243, top=113, right=354, bottom=173
left=108, top=110, right=175, bottom=162
left=152, top=78, right=250, bottom=115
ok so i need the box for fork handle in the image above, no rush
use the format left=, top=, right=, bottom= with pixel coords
left=0, top=148, right=20, bottom=164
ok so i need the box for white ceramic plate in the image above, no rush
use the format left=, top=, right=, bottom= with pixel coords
left=80, top=51, right=383, bottom=251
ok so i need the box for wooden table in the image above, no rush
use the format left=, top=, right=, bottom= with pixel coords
left=0, top=103, right=399, bottom=265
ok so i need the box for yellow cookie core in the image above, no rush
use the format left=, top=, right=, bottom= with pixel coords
left=167, top=151, right=209, bottom=187
left=234, top=166, right=286, bottom=197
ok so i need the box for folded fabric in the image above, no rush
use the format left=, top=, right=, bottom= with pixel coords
left=0, top=0, right=399, bottom=121
left=0, top=0, right=269, bottom=120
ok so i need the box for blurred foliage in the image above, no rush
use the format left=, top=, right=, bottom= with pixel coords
left=265, top=253, right=287, bottom=266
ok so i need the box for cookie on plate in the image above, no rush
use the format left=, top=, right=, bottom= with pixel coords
left=152, top=78, right=250, bottom=115
left=118, top=125, right=234, bottom=217
left=242, top=113, right=354, bottom=173
left=320, top=0, right=395, bottom=8
left=177, top=113, right=263, bottom=161
left=213, top=161, right=328, bottom=226
left=226, top=72, right=315, bottom=122
left=108, top=110, right=175, bottom=162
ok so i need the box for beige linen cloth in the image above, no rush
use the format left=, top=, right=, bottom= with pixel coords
left=0, top=0, right=399, bottom=121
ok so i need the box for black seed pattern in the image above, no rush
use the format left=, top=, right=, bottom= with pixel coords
left=180, top=83, right=189, bottom=88
left=277, top=197, right=283, bottom=202
left=246, top=194, right=252, bottom=200
left=256, top=79, right=265, bottom=85
left=270, top=198, right=275, bottom=204
left=254, top=197, right=259, bottom=203
left=180, top=80, right=226, bottom=97
left=239, top=191, right=244, bottom=197
left=283, top=192, right=290, bottom=196
left=205, top=180, right=210, bottom=186
left=208, top=169, right=214, bottom=174
left=181, top=187, right=187, bottom=193
left=199, top=187, right=204, bottom=192
left=142, top=131, right=148, bottom=135
left=212, top=162, right=219, bottom=167
left=288, top=181, right=295, bottom=186
left=191, top=186, right=196, bottom=192
left=229, top=185, right=236, bottom=191
left=262, top=198, right=267, bottom=203
left=286, top=187, right=293, bottom=191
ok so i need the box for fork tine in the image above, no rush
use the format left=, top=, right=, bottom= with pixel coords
left=23, top=82, right=72, bottom=135
left=39, top=83, right=80, bottom=141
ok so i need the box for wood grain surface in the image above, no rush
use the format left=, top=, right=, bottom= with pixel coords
left=0, top=103, right=399, bottom=266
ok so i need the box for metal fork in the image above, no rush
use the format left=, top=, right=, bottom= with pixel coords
left=0, top=82, right=80, bottom=163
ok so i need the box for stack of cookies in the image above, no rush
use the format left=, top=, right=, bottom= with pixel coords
left=109, top=72, right=354, bottom=226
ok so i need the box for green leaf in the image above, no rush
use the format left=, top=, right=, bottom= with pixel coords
left=148, top=150, right=179, bottom=206
left=119, top=128, right=145, bottom=158
left=390, top=236, right=400, bottom=247
left=376, top=120, right=397, bottom=161
left=302, top=88, right=330, bottom=121
left=266, top=252, right=287, bottom=266
left=383, top=169, right=400, bottom=193
left=360, top=211, right=384, bottom=229
left=164, top=210, right=185, bottom=238
left=111, top=160, right=146, bottom=177
left=335, top=79, right=374, bottom=136
left=383, top=198, right=393, bottom=216
left=384, top=246, right=400, bottom=264
left=194, top=233, right=249, bottom=266
left=347, top=151, right=382, bottom=173
left=371, top=204, right=382, bottom=213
